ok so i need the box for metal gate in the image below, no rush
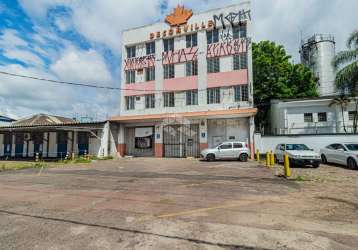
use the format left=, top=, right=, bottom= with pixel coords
left=163, top=124, right=199, bottom=158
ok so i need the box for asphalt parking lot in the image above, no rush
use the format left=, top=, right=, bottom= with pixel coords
left=0, top=158, right=357, bottom=250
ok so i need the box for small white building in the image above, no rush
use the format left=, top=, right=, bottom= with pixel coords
left=270, top=96, right=358, bottom=135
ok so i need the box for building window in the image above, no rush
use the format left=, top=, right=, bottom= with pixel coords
left=349, top=111, right=357, bottom=121
left=304, top=113, right=313, bottom=123
left=233, top=24, right=247, bottom=39
left=145, top=67, right=155, bottom=81
left=207, top=57, right=220, bottom=73
left=145, top=94, right=155, bottom=109
left=125, top=70, right=135, bottom=84
left=163, top=64, right=175, bottom=79
left=318, top=112, right=327, bottom=122
left=207, top=29, right=219, bottom=44
left=163, top=38, right=174, bottom=52
left=146, top=42, right=155, bottom=55
left=186, top=61, right=198, bottom=76
left=186, top=90, right=198, bottom=105
left=163, top=92, right=175, bottom=107
left=233, top=53, right=247, bottom=70
left=234, top=85, right=249, bottom=102
left=207, top=88, right=220, bottom=104
left=125, top=96, right=135, bottom=110
left=126, top=46, right=136, bottom=58
left=186, top=33, right=197, bottom=48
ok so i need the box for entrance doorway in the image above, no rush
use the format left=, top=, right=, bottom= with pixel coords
left=15, top=133, right=24, bottom=158
left=3, top=133, right=12, bottom=157
left=57, top=132, right=68, bottom=158
left=163, top=124, right=199, bottom=158
left=78, top=132, right=89, bottom=155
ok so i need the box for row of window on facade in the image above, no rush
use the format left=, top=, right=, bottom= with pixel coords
left=303, top=111, right=358, bottom=123
left=125, top=85, right=249, bottom=110
left=126, top=25, right=247, bottom=58
left=125, top=53, right=248, bottom=84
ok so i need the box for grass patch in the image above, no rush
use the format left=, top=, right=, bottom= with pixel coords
left=291, top=175, right=310, bottom=182
left=59, top=157, right=92, bottom=164
left=0, top=162, right=47, bottom=172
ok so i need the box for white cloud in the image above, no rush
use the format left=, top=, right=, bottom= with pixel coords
left=50, top=46, right=112, bottom=84
left=4, top=49, right=44, bottom=67
left=0, top=29, right=28, bottom=48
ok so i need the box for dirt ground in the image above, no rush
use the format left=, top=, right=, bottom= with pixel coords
left=0, top=158, right=357, bottom=250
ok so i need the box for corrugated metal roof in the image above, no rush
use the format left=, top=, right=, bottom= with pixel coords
left=0, top=114, right=106, bottom=129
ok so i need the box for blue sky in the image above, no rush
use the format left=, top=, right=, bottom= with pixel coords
left=0, top=0, right=357, bottom=120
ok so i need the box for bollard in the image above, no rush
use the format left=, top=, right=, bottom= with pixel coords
left=270, top=151, right=275, bottom=166
left=284, top=153, right=291, bottom=178
left=84, top=150, right=87, bottom=160
left=35, top=152, right=39, bottom=162
left=256, top=149, right=260, bottom=162
left=72, top=152, right=75, bottom=160
left=266, top=152, right=270, bottom=167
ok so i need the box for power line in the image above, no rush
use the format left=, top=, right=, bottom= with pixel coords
left=0, top=70, right=251, bottom=94
left=0, top=70, right=121, bottom=90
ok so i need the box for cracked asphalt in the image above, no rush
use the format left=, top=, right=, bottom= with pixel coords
left=0, top=158, right=357, bottom=249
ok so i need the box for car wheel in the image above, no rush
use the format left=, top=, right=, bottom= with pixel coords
left=321, top=154, right=327, bottom=164
left=347, top=158, right=357, bottom=169
left=239, top=153, right=248, bottom=162
left=313, top=163, right=320, bottom=168
left=206, top=154, right=215, bottom=161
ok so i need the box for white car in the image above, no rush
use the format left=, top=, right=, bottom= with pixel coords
left=274, top=143, right=321, bottom=168
left=320, top=143, right=358, bottom=169
left=200, top=141, right=250, bottom=161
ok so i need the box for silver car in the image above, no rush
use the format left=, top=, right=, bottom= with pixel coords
left=320, top=143, right=358, bottom=169
left=200, top=141, right=250, bottom=161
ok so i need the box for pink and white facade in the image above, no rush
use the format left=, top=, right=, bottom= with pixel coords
left=110, top=1, right=257, bottom=158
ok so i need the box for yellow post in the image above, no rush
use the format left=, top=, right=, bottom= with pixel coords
left=266, top=152, right=270, bottom=167
left=270, top=150, right=275, bottom=166
left=284, top=153, right=291, bottom=178
left=256, top=149, right=260, bottom=162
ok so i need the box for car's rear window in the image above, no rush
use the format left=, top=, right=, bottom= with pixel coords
left=345, top=144, right=358, bottom=151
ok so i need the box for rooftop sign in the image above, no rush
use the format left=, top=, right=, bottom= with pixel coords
left=165, top=5, right=193, bottom=27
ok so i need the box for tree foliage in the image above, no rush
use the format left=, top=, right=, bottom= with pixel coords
left=252, top=41, right=318, bottom=132
left=332, top=30, right=358, bottom=133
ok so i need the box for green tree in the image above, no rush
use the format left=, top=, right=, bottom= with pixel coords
left=329, top=95, right=350, bottom=133
left=332, top=30, right=358, bottom=133
left=253, top=41, right=318, bottom=133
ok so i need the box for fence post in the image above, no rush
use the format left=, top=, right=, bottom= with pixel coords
left=284, top=153, right=291, bottom=178
left=270, top=150, right=275, bottom=166
left=256, top=149, right=260, bottom=162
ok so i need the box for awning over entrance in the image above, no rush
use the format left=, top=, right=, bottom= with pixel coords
left=109, top=108, right=257, bottom=123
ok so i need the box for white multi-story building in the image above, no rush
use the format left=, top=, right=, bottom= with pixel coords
left=110, top=2, right=256, bottom=157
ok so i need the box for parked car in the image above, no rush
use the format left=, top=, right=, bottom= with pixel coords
left=320, top=143, right=358, bottom=169
left=200, top=141, right=250, bottom=161
left=274, top=143, right=321, bottom=168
